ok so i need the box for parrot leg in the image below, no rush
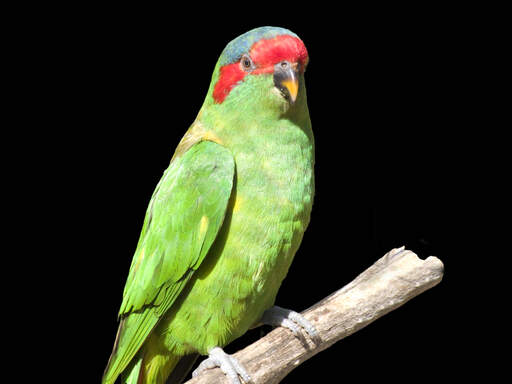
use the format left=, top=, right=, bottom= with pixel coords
left=192, top=347, right=252, bottom=384
left=261, top=305, right=321, bottom=344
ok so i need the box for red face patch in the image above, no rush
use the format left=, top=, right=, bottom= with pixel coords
left=213, top=35, right=308, bottom=104
left=250, top=35, right=309, bottom=74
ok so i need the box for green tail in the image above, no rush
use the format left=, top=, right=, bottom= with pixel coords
left=103, top=313, right=199, bottom=384
left=121, top=356, right=143, bottom=384
left=102, top=311, right=159, bottom=384
left=104, top=339, right=187, bottom=384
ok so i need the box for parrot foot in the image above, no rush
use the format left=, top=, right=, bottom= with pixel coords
left=261, top=305, right=321, bottom=345
left=192, top=347, right=252, bottom=384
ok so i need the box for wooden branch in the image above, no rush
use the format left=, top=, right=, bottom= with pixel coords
left=184, top=247, right=444, bottom=384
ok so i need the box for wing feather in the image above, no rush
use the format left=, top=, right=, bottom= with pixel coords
left=103, top=140, right=235, bottom=384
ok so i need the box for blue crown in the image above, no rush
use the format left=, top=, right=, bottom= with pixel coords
left=219, top=26, right=297, bottom=66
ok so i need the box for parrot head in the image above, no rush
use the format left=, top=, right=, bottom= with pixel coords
left=208, top=27, right=309, bottom=110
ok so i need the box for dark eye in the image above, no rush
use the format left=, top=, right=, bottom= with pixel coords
left=240, top=54, right=254, bottom=71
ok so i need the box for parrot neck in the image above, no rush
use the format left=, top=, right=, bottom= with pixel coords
left=200, top=72, right=311, bottom=135
left=196, top=75, right=314, bottom=190
left=193, top=72, right=314, bottom=185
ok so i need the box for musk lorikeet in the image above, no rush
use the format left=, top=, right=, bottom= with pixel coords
left=103, top=26, right=316, bottom=384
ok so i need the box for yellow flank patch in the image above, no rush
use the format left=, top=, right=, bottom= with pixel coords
left=233, top=195, right=243, bottom=212
left=202, top=130, right=223, bottom=145
left=199, top=215, right=209, bottom=237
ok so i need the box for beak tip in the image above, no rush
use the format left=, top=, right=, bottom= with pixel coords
left=281, top=78, right=299, bottom=105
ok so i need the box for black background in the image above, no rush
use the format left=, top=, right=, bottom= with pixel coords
left=32, top=5, right=494, bottom=383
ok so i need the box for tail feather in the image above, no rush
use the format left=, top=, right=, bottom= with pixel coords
left=103, top=317, right=189, bottom=384
left=103, top=310, right=161, bottom=384
left=121, top=356, right=144, bottom=384
left=103, top=310, right=159, bottom=384
left=103, top=319, right=127, bottom=384
left=143, top=352, right=181, bottom=384
left=107, top=349, right=183, bottom=384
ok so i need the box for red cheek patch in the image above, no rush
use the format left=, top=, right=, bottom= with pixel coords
left=213, top=63, right=246, bottom=104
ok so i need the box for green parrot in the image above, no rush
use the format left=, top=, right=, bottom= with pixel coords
left=103, top=26, right=316, bottom=384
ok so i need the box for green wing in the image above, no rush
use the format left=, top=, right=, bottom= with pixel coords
left=103, top=140, right=235, bottom=384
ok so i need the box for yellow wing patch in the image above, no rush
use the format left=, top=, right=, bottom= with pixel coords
left=134, top=247, right=145, bottom=273
left=199, top=215, right=209, bottom=237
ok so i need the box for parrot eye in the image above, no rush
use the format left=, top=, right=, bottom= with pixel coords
left=240, top=54, right=254, bottom=72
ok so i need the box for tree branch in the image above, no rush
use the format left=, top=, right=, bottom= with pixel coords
left=184, top=247, right=444, bottom=384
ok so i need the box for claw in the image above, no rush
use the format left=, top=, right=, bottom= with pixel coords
left=261, top=305, right=321, bottom=344
left=192, top=347, right=252, bottom=384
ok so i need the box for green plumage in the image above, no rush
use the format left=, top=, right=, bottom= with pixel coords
left=103, top=26, right=314, bottom=384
